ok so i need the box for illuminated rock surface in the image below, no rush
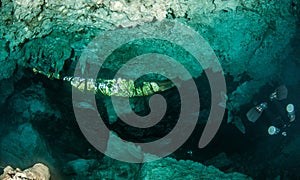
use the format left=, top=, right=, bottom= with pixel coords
left=0, top=163, right=50, bottom=180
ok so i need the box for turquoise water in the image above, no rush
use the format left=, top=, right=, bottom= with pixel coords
left=0, top=1, right=299, bottom=179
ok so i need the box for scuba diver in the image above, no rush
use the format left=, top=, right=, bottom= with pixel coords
left=246, top=102, right=268, bottom=123
left=267, top=103, right=295, bottom=136
left=246, top=85, right=296, bottom=136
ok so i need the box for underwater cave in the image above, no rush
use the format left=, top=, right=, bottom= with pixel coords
left=0, top=0, right=300, bottom=179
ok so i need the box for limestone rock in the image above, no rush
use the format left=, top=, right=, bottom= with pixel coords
left=17, top=36, right=72, bottom=79
left=88, top=156, right=140, bottom=180
left=7, top=83, right=61, bottom=124
left=0, top=0, right=297, bottom=86
left=105, top=131, right=160, bottom=163
left=0, top=163, right=50, bottom=180
left=77, top=155, right=250, bottom=179
left=140, top=157, right=251, bottom=179
left=63, top=158, right=97, bottom=176
left=0, top=123, right=54, bottom=169
left=0, top=77, right=14, bottom=107
left=227, top=80, right=266, bottom=111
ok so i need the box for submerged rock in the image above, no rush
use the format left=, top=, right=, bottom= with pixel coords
left=62, top=158, right=97, bottom=176
left=0, top=0, right=297, bottom=86
left=64, top=156, right=250, bottom=179
left=0, top=163, right=50, bottom=180
left=7, top=83, right=61, bottom=124
left=0, top=77, right=14, bottom=108
left=0, top=0, right=298, bottom=179
left=87, top=156, right=140, bottom=180
left=0, top=123, right=54, bottom=169
left=140, top=157, right=251, bottom=180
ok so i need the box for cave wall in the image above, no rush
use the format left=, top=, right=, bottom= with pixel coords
left=0, top=0, right=298, bottom=111
left=0, top=0, right=299, bottom=179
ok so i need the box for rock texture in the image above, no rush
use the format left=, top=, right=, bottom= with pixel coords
left=62, top=158, right=97, bottom=176
left=0, top=0, right=299, bottom=179
left=0, top=0, right=297, bottom=79
left=62, top=156, right=251, bottom=179
left=0, top=123, right=54, bottom=169
left=140, top=157, right=251, bottom=180
left=0, top=0, right=297, bottom=114
left=7, top=83, right=61, bottom=124
left=0, top=163, right=50, bottom=180
left=0, top=77, right=14, bottom=107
